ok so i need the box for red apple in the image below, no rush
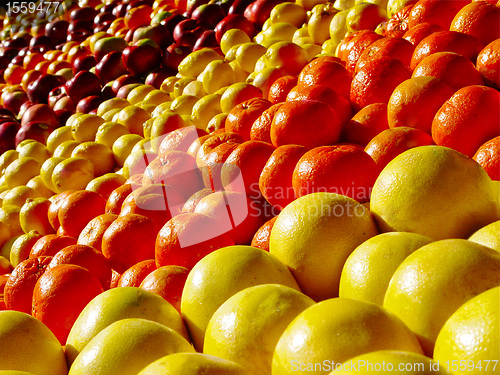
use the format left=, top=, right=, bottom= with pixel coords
left=215, top=14, right=256, bottom=43
left=47, top=86, right=67, bottom=109
left=122, top=40, right=162, bottom=76
left=1, top=90, right=29, bottom=115
left=132, top=24, right=172, bottom=49
left=93, top=36, right=128, bottom=62
left=95, top=51, right=128, bottom=84
left=67, top=30, right=92, bottom=44
left=44, top=19, right=69, bottom=46
left=73, top=55, right=97, bottom=74
left=173, top=19, right=206, bottom=47
left=145, top=68, right=171, bottom=89
left=193, top=30, right=219, bottom=51
left=0, top=121, right=21, bottom=153
left=21, top=103, right=59, bottom=128
left=111, top=74, right=142, bottom=95
left=53, top=96, right=76, bottom=113
left=65, top=71, right=102, bottom=104
left=94, top=12, right=116, bottom=27
left=29, top=36, right=54, bottom=52
left=15, top=122, right=52, bottom=146
left=27, top=74, right=66, bottom=104
left=161, top=13, right=187, bottom=35
left=71, top=6, right=98, bottom=23
left=113, top=3, right=128, bottom=17
left=162, top=43, right=192, bottom=72
left=76, top=95, right=105, bottom=113
left=228, top=0, right=255, bottom=15
left=244, top=0, right=283, bottom=29
left=192, top=3, right=226, bottom=28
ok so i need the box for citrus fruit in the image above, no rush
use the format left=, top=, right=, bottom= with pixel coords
left=269, top=192, right=379, bottom=301
left=339, top=232, right=433, bottom=305
left=204, top=284, right=315, bottom=374
left=51, top=157, right=95, bottom=193
left=181, top=245, right=300, bottom=351
left=341, top=103, right=389, bottom=147
left=370, top=146, right=499, bottom=240
left=65, top=286, right=189, bottom=364
left=476, top=39, right=500, bottom=89
left=450, top=0, right=500, bottom=46
left=0, top=310, right=67, bottom=375
left=383, top=239, right=500, bottom=356
left=434, top=286, right=499, bottom=375
left=468, top=220, right=500, bottom=252
left=272, top=297, right=423, bottom=375
left=68, top=318, right=194, bottom=375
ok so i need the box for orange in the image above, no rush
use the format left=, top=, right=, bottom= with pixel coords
left=29, top=234, right=78, bottom=259
left=225, top=98, right=273, bottom=142
left=250, top=216, right=277, bottom=252
left=473, top=136, right=499, bottom=181
left=350, top=56, right=411, bottom=112
left=450, top=0, right=500, bottom=46
left=410, top=30, right=484, bottom=70
left=101, top=213, right=158, bottom=273
left=267, top=75, right=297, bottom=104
left=4, top=256, right=52, bottom=314
left=250, top=103, right=284, bottom=144
left=47, top=190, right=76, bottom=231
left=47, top=244, right=112, bottom=290
left=343, top=30, right=382, bottom=74
left=388, top=76, right=455, bottom=134
left=220, top=140, right=276, bottom=199
left=182, top=188, right=212, bottom=213
left=403, top=22, right=443, bottom=46
left=336, top=30, right=372, bottom=64
left=355, top=36, right=415, bottom=73
left=155, top=212, right=235, bottom=269
left=116, top=259, right=157, bottom=287
left=407, top=0, right=471, bottom=30
left=412, top=51, right=484, bottom=91
left=110, top=269, right=121, bottom=288
left=341, top=103, right=390, bottom=147
left=141, top=151, right=204, bottom=201
left=105, top=183, right=133, bottom=215
left=157, top=126, right=208, bottom=156
left=57, top=190, right=107, bottom=238
left=385, top=4, right=415, bottom=38
left=119, top=184, right=185, bottom=231
left=85, top=173, right=127, bottom=201
left=365, top=127, right=435, bottom=169
left=193, top=192, right=264, bottom=245
left=476, top=39, right=500, bottom=89
left=296, top=58, right=351, bottom=100
left=32, top=264, right=104, bottom=344
left=139, top=265, right=189, bottom=313
left=77, top=213, right=119, bottom=252
left=289, top=85, right=354, bottom=127
left=259, top=144, right=307, bottom=210
left=270, top=100, right=341, bottom=149
left=432, top=85, right=500, bottom=157
left=292, top=144, right=379, bottom=203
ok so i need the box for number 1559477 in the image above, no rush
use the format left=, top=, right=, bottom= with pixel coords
left=6, top=2, right=61, bottom=15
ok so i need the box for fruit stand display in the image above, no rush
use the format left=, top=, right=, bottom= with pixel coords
left=0, top=0, right=498, bottom=374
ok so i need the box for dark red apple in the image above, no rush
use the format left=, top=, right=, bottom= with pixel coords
left=161, top=13, right=187, bottom=35
left=173, top=18, right=201, bottom=43
left=10, top=55, right=24, bottom=66
left=122, top=40, right=162, bottom=76
left=15, top=122, right=52, bottom=147
left=100, top=4, right=117, bottom=13
left=186, top=0, right=210, bottom=15
left=29, top=35, right=54, bottom=52
left=0, top=122, right=21, bottom=153
left=53, top=96, right=76, bottom=113
left=27, top=74, right=66, bottom=104
left=93, top=36, right=128, bottom=62
left=47, top=86, right=67, bottom=109
left=113, top=3, right=128, bottom=17
left=132, top=24, right=172, bottom=49
left=215, top=14, right=256, bottom=43
left=162, top=43, right=192, bottom=72
left=1, top=90, right=29, bottom=115
left=126, top=0, right=155, bottom=12
left=192, top=3, right=226, bottom=28
left=76, top=95, right=104, bottom=113
left=94, top=12, right=116, bottom=27
left=193, top=30, right=219, bottom=51
left=65, top=70, right=102, bottom=104
left=44, top=19, right=69, bottom=45
left=71, top=6, right=98, bottom=23
left=111, top=74, right=142, bottom=95
left=244, top=0, right=283, bottom=29
left=0, top=108, right=16, bottom=120
left=72, top=54, right=97, bottom=74
left=95, top=51, right=128, bottom=84
left=21, top=103, right=59, bottom=128
left=68, top=20, right=94, bottom=34
left=228, top=0, right=255, bottom=15
left=145, top=68, right=171, bottom=89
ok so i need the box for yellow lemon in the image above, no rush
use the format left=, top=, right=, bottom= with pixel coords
left=112, top=134, right=144, bottom=166
left=2, top=186, right=39, bottom=208
left=85, top=172, right=127, bottom=199
left=346, top=2, right=387, bottom=33
left=181, top=80, right=207, bottom=98
left=101, top=107, right=121, bottom=122
left=383, top=239, right=500, bottom=356
left=170, top=94, right=199, bottom=116
left=330, top=350, right=452, bottom=374
left=0, top=310, right=67, bottom=375
left=0, top=204, right=22, bottom=237
left=71, top=113, right=105, bottom=142
left=96, top=97, right=130, bottom=116
left=114, top=105, right=150, bottom=136
left=434, top=287, right=499, bottom=375
left=235, top=42, right=267, bottom=74
left=68, top=318, right=194, bottom=375
left=220, top=29, right=251, bottom=56
left=172, top=77, right=195, bottom=99
left=190, top=93, right=222, bottom=131
left=0, top=370, right=37, bottom=374
left=329, top=10, right=349, bottom=46
left=19, top=197, right=54, bottom=235
left=229, top=60, right=249, bottom=82
left=142, top=89, right=171, bottom=106
left=370, top=146, right=500, bottom=240
left=207, top=113, right=228, bottom=133
left=270, top=2, right=308, bottom=27
left=53, top=139, right=80, bottom=158
left=51, top=157, right=95, bottom=193
left=308, top=3, right=338, bottom=44
left=272, top=298, right=423, bottom=375
left=468, top=220, right=499, bottom=252
left=339, top=232, right=433, bottom=305
left=387, top=0, right=414, bottom=17
left=262, top=22, right=298, bottom=45
left=198, top=60, right=236, bottom=94
left=204, top=284, right=315, bottom=375
left=40, top=156, right=65, bottom=193
left=178, top=48, right=223, bottom=79
left=151, top=102, right=172, bottom=119
left=149, top=111, right=184, bottom=152
left=95, top=121, right=130, bottom=149
left=16, top=140, right=50, bottom=164
left=66, top=287, right=189, bottom=364
left=160, top=76, right=180, bottom=94
left=9, top=230, right=42, bottom=267
left=122, top=149, right=156, bottom=179
left=71, top=141, right=115, bottom=176
left=126, top=84, right=155, bottom=105
left=181, top=245, right=300, bottom=351
left=0, top=150, right=18, bottom=177
left=26, top=175, right=53, bottom=199
left=46, top=126, right=74, bottom=154
left=220, top=82, right=263, bottom=114
left=139, top=353, right=252, bottom=375
left=3, top=157, right=40, bottom=189
left=270, top=193, right=379, bottom=301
